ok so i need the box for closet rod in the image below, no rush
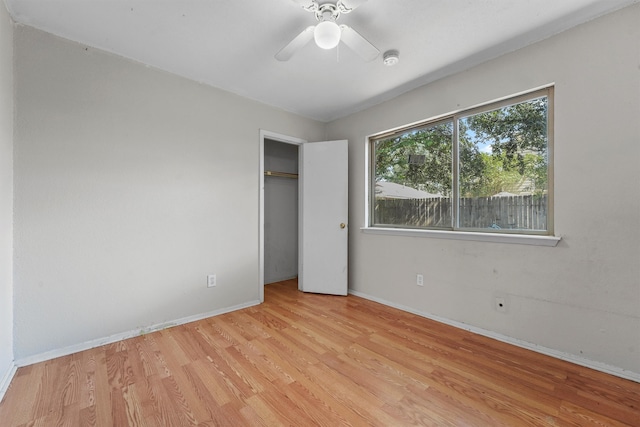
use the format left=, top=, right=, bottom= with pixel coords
left=264, top=171, right=298, bottom=179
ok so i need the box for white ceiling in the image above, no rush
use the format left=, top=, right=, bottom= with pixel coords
left=5, top=0, right=638, bottom=122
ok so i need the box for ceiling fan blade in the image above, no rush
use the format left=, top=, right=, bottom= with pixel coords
left=289, top=0, right=317, bottom=12
left=337, top=0, right=368, bottom=13
left=275, top=26, right=315, bottom=61
left=339, top=25, right=379, bottom=62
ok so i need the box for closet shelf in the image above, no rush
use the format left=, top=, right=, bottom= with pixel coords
left=265, top=171, right=298, bottom=179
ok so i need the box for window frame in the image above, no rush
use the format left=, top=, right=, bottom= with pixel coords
left=366, top=86, right=557, bottom=244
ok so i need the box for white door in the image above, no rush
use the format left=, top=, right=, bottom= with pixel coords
left=299, top=140, right=348, bottom=295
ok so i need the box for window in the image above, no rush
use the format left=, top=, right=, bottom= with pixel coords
left=370, top=87, right=553, bottom=236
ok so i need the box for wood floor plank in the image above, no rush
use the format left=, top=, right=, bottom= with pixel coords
left=319, top=349, right=407, bottom=405
left=345, top=342, right=435, bottom=393
left=382, top=393, right=471, bottom=427
left=160, top=374, right=199, bottom=426
left=228, top=337, right=295, bottom=386
left=240, top=395, right=281, bottom=427
left=282, top=380, right=353, bottom=426
left=32, top=356, right=73, bottom=421
left=556, top=372, right=640, bottom=425
left=185, top=359, right=235, bottom=408
left=304, top=360, right=401, bottom=426
left=78, top=349, right=97, bottom=411
left=181, top=363, right=234, bottom=424
left=429, top=365, right=561, bottom=426
left=0, top=363, right=44, bottom=425
left=131, top=335, right=160, bottom=379
left=246, top=384, right=302, bottom=426
left=78, top=403, right=98, bottom=427
left=558, top=400, right=634, bottom=427
left=402, top=381, right=511, bottom=427
left=2, top=279, right=639, bottom=426
left=91, top=350, right=114, bottom=426
left=144, top=373, right=184, bottom=426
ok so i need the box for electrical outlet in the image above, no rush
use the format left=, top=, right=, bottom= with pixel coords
left=207, top=274, right=216, bottom=288
left=495, top=297, right=507, bottom=313
left=416, top=274, right=424, bottom=286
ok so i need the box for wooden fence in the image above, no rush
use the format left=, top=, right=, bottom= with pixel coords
left=375, top=195, right=547, bottom=230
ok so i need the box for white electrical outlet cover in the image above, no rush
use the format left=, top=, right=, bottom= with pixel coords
left=207, top=274, right=216, bottom=287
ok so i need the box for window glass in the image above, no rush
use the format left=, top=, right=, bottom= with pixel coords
left=373, top=121, right=453, bottom=228
left=458, top=97, right=549, bottom=231
left=370, top=88, right=552, bottom=235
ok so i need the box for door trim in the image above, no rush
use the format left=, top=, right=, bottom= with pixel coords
left=259, top=130, right=306, bottom=303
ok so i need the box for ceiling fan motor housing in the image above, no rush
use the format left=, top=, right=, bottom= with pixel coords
left=314, top=3, right=340, bottom=22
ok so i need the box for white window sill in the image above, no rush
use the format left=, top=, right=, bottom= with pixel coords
left=361, top=227, right=561, bottom=247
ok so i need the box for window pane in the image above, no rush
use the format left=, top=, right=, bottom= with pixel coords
left=458, top=97, right=548, bottom=231
left=373, top=121, right=453, bottom=228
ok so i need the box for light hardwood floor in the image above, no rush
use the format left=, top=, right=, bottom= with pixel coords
left=1, top=279, right=638, bottom=426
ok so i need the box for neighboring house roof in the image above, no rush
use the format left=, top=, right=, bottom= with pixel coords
left=375, top=181, right=441, bottom=199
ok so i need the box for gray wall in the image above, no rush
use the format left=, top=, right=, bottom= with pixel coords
left=264, top=139, right=298, bottom=284
left=0, top=1, right=14, bottom=391
left=327, top=4, right=640, bottom=376
left=13, top=25, right=325, bottom=359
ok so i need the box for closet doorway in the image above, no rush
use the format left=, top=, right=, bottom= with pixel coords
left=264, top=139, right=299, bottom=285
left=259, top=131, right=305, bottom=302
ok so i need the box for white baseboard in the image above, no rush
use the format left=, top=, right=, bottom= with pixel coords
left=349, top=290, right=640, bottom=384
left=15, top=300, right=261, bottom=368
left=0, top=362, right=18, bottom=403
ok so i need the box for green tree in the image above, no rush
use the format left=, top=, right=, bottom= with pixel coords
left=461, top=97, right=548, bottom=196
left=462, top=152, right=524, bottom=197
left=375, top=121, right=453, bottom=196
left=465, top=98, right=548, bottom=186
left=373, top=97, right=548, bottom=198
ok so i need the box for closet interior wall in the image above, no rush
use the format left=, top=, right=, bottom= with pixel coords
left=264, top=139, right=299, bottom=284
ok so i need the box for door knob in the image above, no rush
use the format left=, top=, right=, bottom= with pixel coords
left=340, top=223, right=346, bottom=229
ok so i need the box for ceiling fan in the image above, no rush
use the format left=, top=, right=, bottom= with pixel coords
left=276, top=0, right=379, bottom=62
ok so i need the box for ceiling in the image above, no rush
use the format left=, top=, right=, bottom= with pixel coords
left=5, top=0, right=638, bottom=122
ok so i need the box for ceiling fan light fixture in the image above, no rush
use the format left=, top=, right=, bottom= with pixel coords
left=314, top=21, right=341, bottom=49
